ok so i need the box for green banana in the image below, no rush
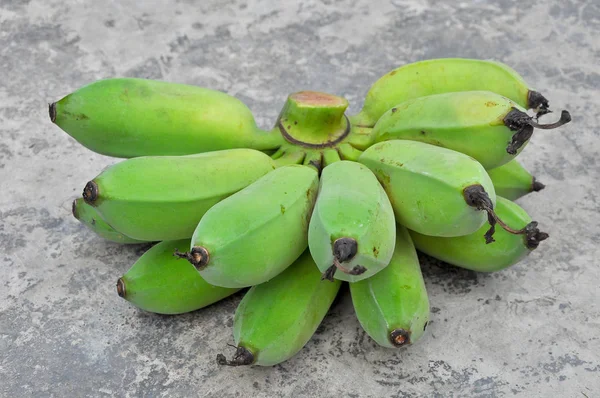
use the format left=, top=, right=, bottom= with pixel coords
left=371, top=91, right=571, bottom=169
left=179, top=165, right=319, bottom=288
left=409, top=196, right=549, bottom=272
left=487, top=159, right=545, bottom=200
left=351, top=58, right=553, bottom=127
left=217, top=250, right=341, bottom=366
left=72, top=198, right=147, bottom=244
left=50, top=78, right=283, bottom=157
left=82, top=148, right=275, bottom=241
left=350, top=225, right=429, bottom=348
left=117, top=240, right=240, bottom=314
left=308, top=160, right=396, bottom=282
left=358, top=140, right=498, bottom=239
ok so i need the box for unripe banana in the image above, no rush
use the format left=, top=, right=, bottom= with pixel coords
left=409, top=196, right=549, bottom=272
left=82, top=149, right=275, bottom=241
left=350, top=225, right=429, bottom=348
left=358, top=140, right=498, bottom=239
left=50, top=78, right=283, bottom=157
left=72, top=198, right=147, bottom=244
left=372, top=91, right=571, bottom=169
left=180, top=165, right=319, bottom=288
left=117, top=240, right=240, bottom=314
left=308, top=161, right=396, bottom=282
left=487, top=159, right=545, bottom=200
left=217, top=250, right=341, bottom=366
left=351, top=58, right=552, bottom=127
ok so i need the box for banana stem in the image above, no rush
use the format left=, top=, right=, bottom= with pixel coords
left=463, top=185, right=549, bottom=246
left=504, top=108, right=571, bottom=154
left=272, top=150, right=306, bottom=168
left=528, top=110, right=571, bottom=129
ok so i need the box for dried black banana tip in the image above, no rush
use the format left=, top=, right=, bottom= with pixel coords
left=527, top=90, right=550, bottom=117
left=524, top=221, right=549, bottom=249
left=72, top=198, right=79, bottom=219
left=532, top=178, right=546, bottom=192
left=216, top=346, right=255, bottom=366
left=174, top=247, right=210, bottom=270
left=333, top=237, right=358, bottom=262
left=116, top=278, right=126, bottom=298
left=49, top=102, right=57, bottom=123
left=390, top=329, right=411, bottom=347
left=463, top=184, right=493, bottom=210
left=82, top=181, right=99, bottom=205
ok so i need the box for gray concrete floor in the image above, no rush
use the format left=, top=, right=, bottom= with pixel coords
left=1, top=0, right=599, bottom=396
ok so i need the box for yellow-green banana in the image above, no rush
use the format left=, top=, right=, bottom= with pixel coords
left=117, top=240, right=240, bottom=314
left=409, top=196, right=549, bottom=272
left=308, top=161, right=396, bottom=282
left=371, top=91, right=570, bottom=169
left=358, top=140, right=498, bottom=239
left=179, top=165, right=319, bottom=288
left=351, top=58, right=552, bottom=127
left=217, top=250, right=341, bottom=366
left=50, top=78, right=283, bottom=157
left=72, top=198, right=147, bottom=244
left=487, top=159, right=545, bottom=200
left=82, top=148, right=275, bottom=241
left=350, top=225, right=429, bottom=348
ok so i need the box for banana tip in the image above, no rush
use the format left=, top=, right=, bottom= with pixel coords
left=72, top=198, right=79, bottom=219
left=390, top=329, right=411, bottom=347
left=532, top=178, right=545, bottom=192
left=217, top=346, right=255, bottom=366
left=82, top=181, right=99, bottom=204
left=527, top=90, right=550, bottom=115
left=333, top=237, right=358, bottom=262
left=116, top=278, right=126, bottom=298
left=175, top=247, right=210, bottom=270
left=49, top=102, right=57, bottom=123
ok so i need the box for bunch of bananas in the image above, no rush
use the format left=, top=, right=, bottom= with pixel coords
left=52, top=58, right=571, bottom=367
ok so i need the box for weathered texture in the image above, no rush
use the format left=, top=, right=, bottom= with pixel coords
left=1, top=0, right=599, bottom=396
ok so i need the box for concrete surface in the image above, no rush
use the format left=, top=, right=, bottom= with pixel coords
left=1, top=0, right=599, bottom=396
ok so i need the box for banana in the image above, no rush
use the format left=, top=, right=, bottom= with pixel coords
left=371, top=91, right=571, bottom=169
left=179, top=165, right=319, bottom=288
left=216, top=250, right=342, bottom=366
left=72, top=198, right=147, bottom=244
left=358, top=140, right=499, bottom=239
left=487, top=159, right=545, bottom=200
left=308, top=161, right=396, bottom=282
left=117, top=240, right=240, bottom=314
left=409, top=196, right=549, bottom=272
left=82, top=148, right=275, bottom=241
left=50, top=78, right=284, bottom=157
left=350, top=225, right=429, bottom=348
left=351, top=58, right=553, bottom=127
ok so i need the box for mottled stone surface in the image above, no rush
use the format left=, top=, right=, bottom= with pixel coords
left=1, top=0, right=599, bottom=396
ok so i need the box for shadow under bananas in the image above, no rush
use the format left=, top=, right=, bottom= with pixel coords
left=417, top=252, right=492, bottom=295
